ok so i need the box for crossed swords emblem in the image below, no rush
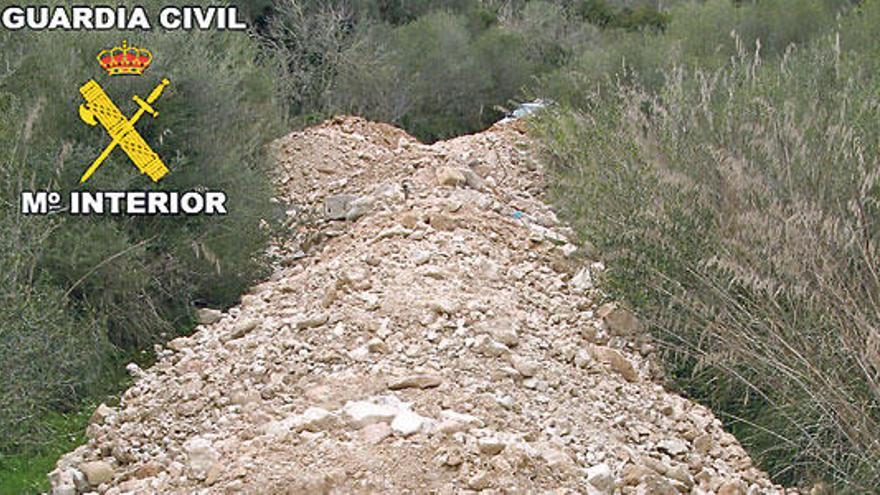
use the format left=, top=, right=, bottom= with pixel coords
left=78, top=78, right=170, bottom=183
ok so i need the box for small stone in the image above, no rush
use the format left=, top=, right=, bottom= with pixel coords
left=694, top=468, right=713, bottom=486
left=361, top=422, right=392, bottom=444
left=596, top=302, right=616, bottom=319
left=400, top=211, right=420, bottom=229
left=511, top=355, right=539, bottom=377
left=262, top=419, right=291, bottom=439
left=205, top=462, right=224, bottom=485
left=117, top=479, right=149, bottom=492
left=642, top=456, right=668, bottom=475
left=297, top=407, right=335, bottom=432
left=474, top=335, right=510, bottom=358
left=428, top=299, right=460, bottom=315
left=461, top=169, right=486, bottom=190
left=540, top=447, right=574, bottom=472
left=49, top=468, right=79, bottom=495
left=443, top=448, right=464, bottom=467
left=478, top=436, right=506, bottom=456
left=666, top=465, right=693, bottom=487
left=436, top=166, right=466, bottom=187
left=343, top=401, right=398, bottom=428
left=167, top=336, right=193, bottom=351
left=89, top=403, right=114, bottom=425
left=125, top=362, right=145, bottom=378
left=435, top=420, right=459, bottom=434
left=72, top=469, right=88, bottom=492
left=52, top=485, right=76, bottom=495
left=345, top=196, right=373, bottom=221
left=437, top=410, right=484, bottom=434
left=223, top=318, right=258, bottom=342
left=579, top=323, right=599, bottom=344
left=468, top=470, right=492, bottom=491
left=367, top=338, right=388, bottom=353
left=296, top=313, right=329, bottom=329
left=561, top=243, right=578, bottom=257
left=411, top=250, right=431, bottom=265
left=608, top=353, right=638, bottom=381
left=391, top=410, right=425, bottom=437
left=589, top=345, right=638, bottom=382
left=717, top=480, right=748, bottom=495
left=693, top=434, right=712, bottom=454
left=657, top=438, right=689, bottom=456
left=388, top=374, right=442, bottom=390
left=574, top=349, right=592, bottom=368
left=349, top=346, right=370, bottom=361
left=375, top=225, right=411, bottom=240
left=184, top=436, right=219, bottom=480
left=429, top=212, right=459, bottom=231
left=640, top=476, right=678, bottom=495
left=570, top=267, right=593, bottom=291
left=133, top=461, right=163, bottom=479
left=78, top=461, right=114, bottom=487
left=321, top=287, right=338, bottom=308
left=196, top=308, right=222, bottom=324
left=324, top=194, right=357, bottom=220
left=621, top=464, right=653, bottom=485
left=604, top=307, right=642, bottom=335
left=489, top=321, right=519, bottom=347
left=111, top=440, right=136, bottom=464
left=586, top=462, right=614, bottom=493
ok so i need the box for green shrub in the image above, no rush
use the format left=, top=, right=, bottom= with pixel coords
left=536, top=28, right=673, bottom=107
left=385, top=11, right=542, bottom=141
left=391, top=12, right=493, bottom=140
left=666, top=0, right=845, bottom=68
left=512, top=1, right=600, bottom=69
left=0, top=282, right=114, bottom=452
left=575, top=0, right=670, bottom=32
left=0, top=96, right=112, bottom=461
left=331, top=23, right=412, bottom=124
left=265, top=0, right=361, bottom=127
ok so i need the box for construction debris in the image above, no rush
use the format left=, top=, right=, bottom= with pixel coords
left=48, top=117, right=788, bottom=494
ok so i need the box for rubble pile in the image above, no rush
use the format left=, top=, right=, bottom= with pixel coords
left=49, top=117, right=788, bottom=494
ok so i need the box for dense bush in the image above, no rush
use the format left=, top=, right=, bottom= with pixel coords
left=0, top=87, right=115, bottom=456
left=534, top=3, right=880, bottom=489
left=573, top=0, right=670, bottom=31
left=267, top=2, right=542, bottom=142
left=391, top=12, right=497, bottom=140
left=665, top=0, right=845, bottom=68
left=0, top=0, right=279, bottom=459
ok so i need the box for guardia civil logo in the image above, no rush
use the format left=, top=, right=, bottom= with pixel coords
left=19, top=39, right=227, bottom=216
left=78, top=40, right=170, bottom=183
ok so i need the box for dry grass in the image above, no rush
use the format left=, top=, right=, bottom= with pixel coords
left=535, top=28, right=880, bottom=490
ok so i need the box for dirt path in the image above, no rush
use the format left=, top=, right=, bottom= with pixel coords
left=49, top=117, right=787, bottom=494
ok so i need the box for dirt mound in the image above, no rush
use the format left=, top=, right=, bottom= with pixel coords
left=48, top=117, right=787, bottom=494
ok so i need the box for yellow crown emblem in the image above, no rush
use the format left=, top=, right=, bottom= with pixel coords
left=97, top=40, right=152, bottom=76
